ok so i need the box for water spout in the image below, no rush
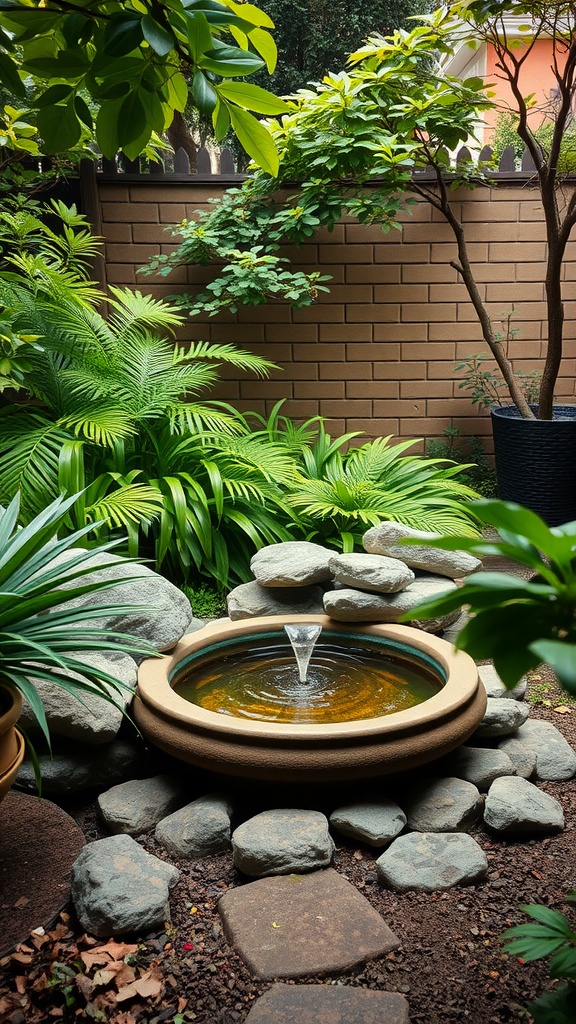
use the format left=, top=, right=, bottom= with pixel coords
left=284, top=623, right=323, bottom=683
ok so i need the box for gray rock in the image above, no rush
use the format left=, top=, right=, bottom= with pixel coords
left=19, top=652, right=138, bottom=745
left=478, top=664, right=528, bottom=700
left=49, top=549, right=193, bottom=651
left=17, top=739, right=147, bottom=794
left=376, top=832, right=488, bottom=892
left=514, top=720, right=576, bottom=780
left=484, top=776, right=564, bottom=835
left=71, top=834, right=179, bottom=937
left=323, top=576, right=459, bottom=632
left=497, top=734, right=537, bottom=779
left=328, top=553, right=414, bottom=594
left=232, top=809, right=335, bottom=877
left=98, top=775, right=187, bottom=835
left=403, top=777, right=483, bottom=832
left=250, top=542, right=333, bottom=587
left=329, top=800, right=406, bottom=847
left=155, top=794, right=232, bottom=858
left=472, top=697, right=530, bottom=738
left=227, top=581, right=324, bottom=620
left=442, top=746, right=516, bottom=791
left=362, top=522, right=481, bottom=579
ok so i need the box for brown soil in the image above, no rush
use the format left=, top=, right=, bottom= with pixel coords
left=0, top=667, right=575, bottom=1024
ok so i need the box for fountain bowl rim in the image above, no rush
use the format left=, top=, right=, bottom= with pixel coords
left=137, top=615, right=479, bottom=740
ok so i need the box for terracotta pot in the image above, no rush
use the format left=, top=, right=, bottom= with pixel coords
left=0, top=685, right=25, bottom=804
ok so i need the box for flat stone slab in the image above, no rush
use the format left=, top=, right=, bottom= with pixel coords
left=376, top=832, right=488, bottom=892
left=245, top=983, right=410, bottom=1023
left=218, top=868, right=400, bottom=979
left=227, top=581, right=324, bottom=620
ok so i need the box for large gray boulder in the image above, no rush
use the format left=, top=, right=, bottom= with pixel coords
left=484, top=776, right=564, bottom=835
left=227, top=581, right=324, bottom=620
left=403, top=777, right=484, bottom=832
left=514, top=720, right=576, bottom=781
left=362, top=522, right=481, bottom=579
left=49, top=549, right=193, bottom=651
left=328, top=553, right=414, bottom=594
left=323, top=576, right=459, bottom=632
left=71, top=834, right=179, bottom=937
left=98, top=775, right=187, bottom=835
left=232, top=809, right=335, bottom=877
left=17, top=739, right=148, bottom=794
left=329, top=800, right=406, bottom=847
left=376, top=832, right=488, bottom=892
left=250, top=542, right=333, bottom=587
left=155, top=793, right=232, bottom=858
left=472, top=697, right=530, bottom=738
left=18, top=652, right=138, bottom=745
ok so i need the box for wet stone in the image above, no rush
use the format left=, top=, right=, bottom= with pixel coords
left=376, top=832, right=488, bottom=892
left=232, top=809, right=334, bottom=877
left=245, top=983, right=410, bottom=1024
left=329, top=799, right=407, bottom=847
left=218, top=868, right=400, bottom=979
left=403, top=777, right=484, bottom=832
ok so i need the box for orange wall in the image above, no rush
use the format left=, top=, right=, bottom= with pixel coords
left=484, top=38, right=564, bottom=135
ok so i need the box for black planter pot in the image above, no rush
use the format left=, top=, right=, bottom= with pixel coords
left=491, top=405, right=576, bottom=526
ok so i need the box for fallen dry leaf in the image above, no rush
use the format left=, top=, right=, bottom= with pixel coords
left=553, top=705, right=572, bottom=714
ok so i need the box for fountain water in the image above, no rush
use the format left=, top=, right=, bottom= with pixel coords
left=135, top=615, right=487, bottom=782
left=284, top=623, right=323, bottom=683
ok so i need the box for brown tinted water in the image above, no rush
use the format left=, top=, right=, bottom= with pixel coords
left=173, top=638, right=443, bottom=724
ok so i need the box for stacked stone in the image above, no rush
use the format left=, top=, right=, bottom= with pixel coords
left=227, top=523, right=481, bottom=632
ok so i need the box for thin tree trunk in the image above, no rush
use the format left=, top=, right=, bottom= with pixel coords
left=166, top=111, right=198, bottom=172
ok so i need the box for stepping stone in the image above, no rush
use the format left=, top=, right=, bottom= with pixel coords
left=218, top=868, right=400, bottom=979
left=403, top=777, right=483, bottom=832
left=515, top=720, right=576, bottom=780
left=376, top=832, right=488, bottom=892
left=442, top=746, right=516, bottom=790
left=155, top=793, right=232, bottom=859
left=232, top=809, right=334, bottom=877
left=484, top=776, right=564, bottom=835
left=478, top=664, right=527, bottom=700
left=245, top=983, right=410, bottom=1023
left=330, top=799, right=406, bottom=847
left=98, top=774, right=187, bottom=836
left=472, top=697, right=530, bottom=738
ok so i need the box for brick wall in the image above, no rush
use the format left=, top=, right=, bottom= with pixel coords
left=96, top=177, right=576, bottom=452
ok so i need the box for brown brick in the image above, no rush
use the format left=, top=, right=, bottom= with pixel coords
left=480, top=301, right=547, bottom=322
left=294, top=381, right=345, bottom=399
left=399, top=201, right=431, bottom=222
left=374, top=361, right=427, bottom=380
left=429, top=283, right=476, bottom=303
left=517, top=222, right=547, bottom=242
left=318, top=284, right=372, bottom=303
left=403, top=222, right=454, bottom=244
left=431, top=242, right=488, bottom=263
left=319, top=243, right=374, bottom=263
left=427, top=360, right=462, bottom=379
left=374, top=324, right=428, bottom=342
left=463, top=222, right=518, bottom=242
left=278, top=244, right=319, bottom=263
left=489, top=242, right=546, bottom=262
left=399, top=416, right=451, bottom=435
left=346, top=264, right=401, bottom=284
left=321, top=361, right=372, bottom=380
left=374, top=399, right=427, bottom=418
left=347, top=343, right=400, bottom=360
left=462, top=201, right=520, bottom=222
left=347, top=304, right=400, bottom=323
left=210, top=324, right=265, bottom=344
left=346, top=381, right=399, bottom=399
left=400, top=342, right=456, bottom=359
left=319, top=324, right=372, bottom=342
left=345, top=223, right=397, bottom=243
left=402, top=263, right=458, bottom=284
left=485, top=282, right=544, bottom=303
left=159, top=203, right=187, bottom=223
left=267, top=324, right=318, bottom=343
left=240, top=380, right=293, bottom=399
left=212, top=381, right=241, bottom=399
left=298, top=343, right=345, bottom=361
left=313, top=224, right=346, bottom=243
left=437, top=322, right=482, bottom=343
left=400, top=380, right=453, bottom=398
left=106, top=242, right=159, bottom=262
left=519, top=202, right=546, bottom=221
left=320, top=399, right=372, bottom=417
left=104, top=223, right=132, bottom=242
left=102, top=202, right=159, bottom=222
left=98, top=184, right=130, bottom=201
left=280, top=362, right=319, bottom=379
left=293, top=305, right=345, bottom=323
left=374, top=284, right=428, bottom=303
left=105, top=264, right=135, bottom=284
left=132, top=223, right=166, bottom=243
left=346, top=418, right=399, bottom=436
left=401, top=303, right=457, bottom=322
left=427, top=399, right=486, bottom=417
left=280, top=399, right=324, bottom=419
left=237, top=306, right=292, bottom=323
left=374, top=243, right=429, bottom=264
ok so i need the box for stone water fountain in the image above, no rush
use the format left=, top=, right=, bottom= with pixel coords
left=135, top=614, right=486, bottom=782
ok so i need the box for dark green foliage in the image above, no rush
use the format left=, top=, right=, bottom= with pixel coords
left=502, top=897, right=576, bottom=1024
left=426, top=427, right=497, bottom=498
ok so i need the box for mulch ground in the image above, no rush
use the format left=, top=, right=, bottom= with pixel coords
left=0, top=667, right=575, bottom=1024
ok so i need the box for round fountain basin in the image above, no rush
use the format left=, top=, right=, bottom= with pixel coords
left=135, top=615, right=486, bottom=782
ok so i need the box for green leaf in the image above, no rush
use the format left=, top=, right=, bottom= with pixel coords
left=192, top=69, right=218, bottom=115
left=228, top=104, right=278, bottom=175
left=529, top=641, right=576, bottom=693
left=142, top=15, right=174, bottom=57
left=212, top=98, right=230, bottom=141
left=117, top=91, right=147, bottom=147
left=165, top=70, right=188, bottom=112
left=199, top=44, right=265, bottom=77
left=103, top=13, right=143, bottom=58
left=74, top=94, right=93, bottom=130
left=186, top=10, right=212, bottom=62
left=529, top=984, right=576, bottom=1024
left=32, top=83, right=73, bottom=108
left=36, top=100, right=81, bottom=155
left=216, top=81, right=289, bottom=115
left=0, top=50, right=25, bottom=97
left=247, top=27, right=277, bottom=73
left=95, top=98, right=122, bottom=158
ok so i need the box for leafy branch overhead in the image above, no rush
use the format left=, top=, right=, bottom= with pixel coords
left=0, top=0, right=289, bottom=173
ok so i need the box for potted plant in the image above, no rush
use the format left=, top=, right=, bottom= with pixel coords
left=155, top=0, right=576, bottom=524
left=0, top=490, right=157, bottom=801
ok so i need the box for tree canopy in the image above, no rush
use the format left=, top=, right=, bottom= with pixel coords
left=0, top=0, right=289, bottom=173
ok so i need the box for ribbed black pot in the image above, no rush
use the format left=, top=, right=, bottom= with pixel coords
left=491, top=405, right=576, bottom=526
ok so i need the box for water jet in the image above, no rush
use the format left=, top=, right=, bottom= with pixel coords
left=135, top=615, right=486, bottom=782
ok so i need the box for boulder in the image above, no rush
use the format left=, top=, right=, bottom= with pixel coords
left=403, top=777, right=483, bottom=832
left=98, top=775, right=187, bottom=835
left=329, top=799, right=406, bottom=847
left=71, top=834, right=179, bottom=937
left=497, top=734, right=537, bottom=779
left=49, top=549, right=193, bottom=651
left=472, top=697, right=530, bottom=738
left=484, top=776, right=564, bottom=835
left=362, top=522, right=481, bottom=579
left=232, top=809, right=335, bottom=877
left=155, top=793, right=232, bottom=858
left=17, top=739, right=148, bottom=794
left=514, top=720, right=576, bottom=781
left=442, top=746, right=516, bottom=791
left=227, top=581, right=324, bottom=620
left=376, top=832, right=488, bottom=892
left=328, top=553, right=414, bottom=594
left=250, top=542, right=333, bottom=587
left=478, top=664, right=527, bottom=701
left=323, top=576, right=459, bottom=632
left=18, top=652, right=138, bottom=745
